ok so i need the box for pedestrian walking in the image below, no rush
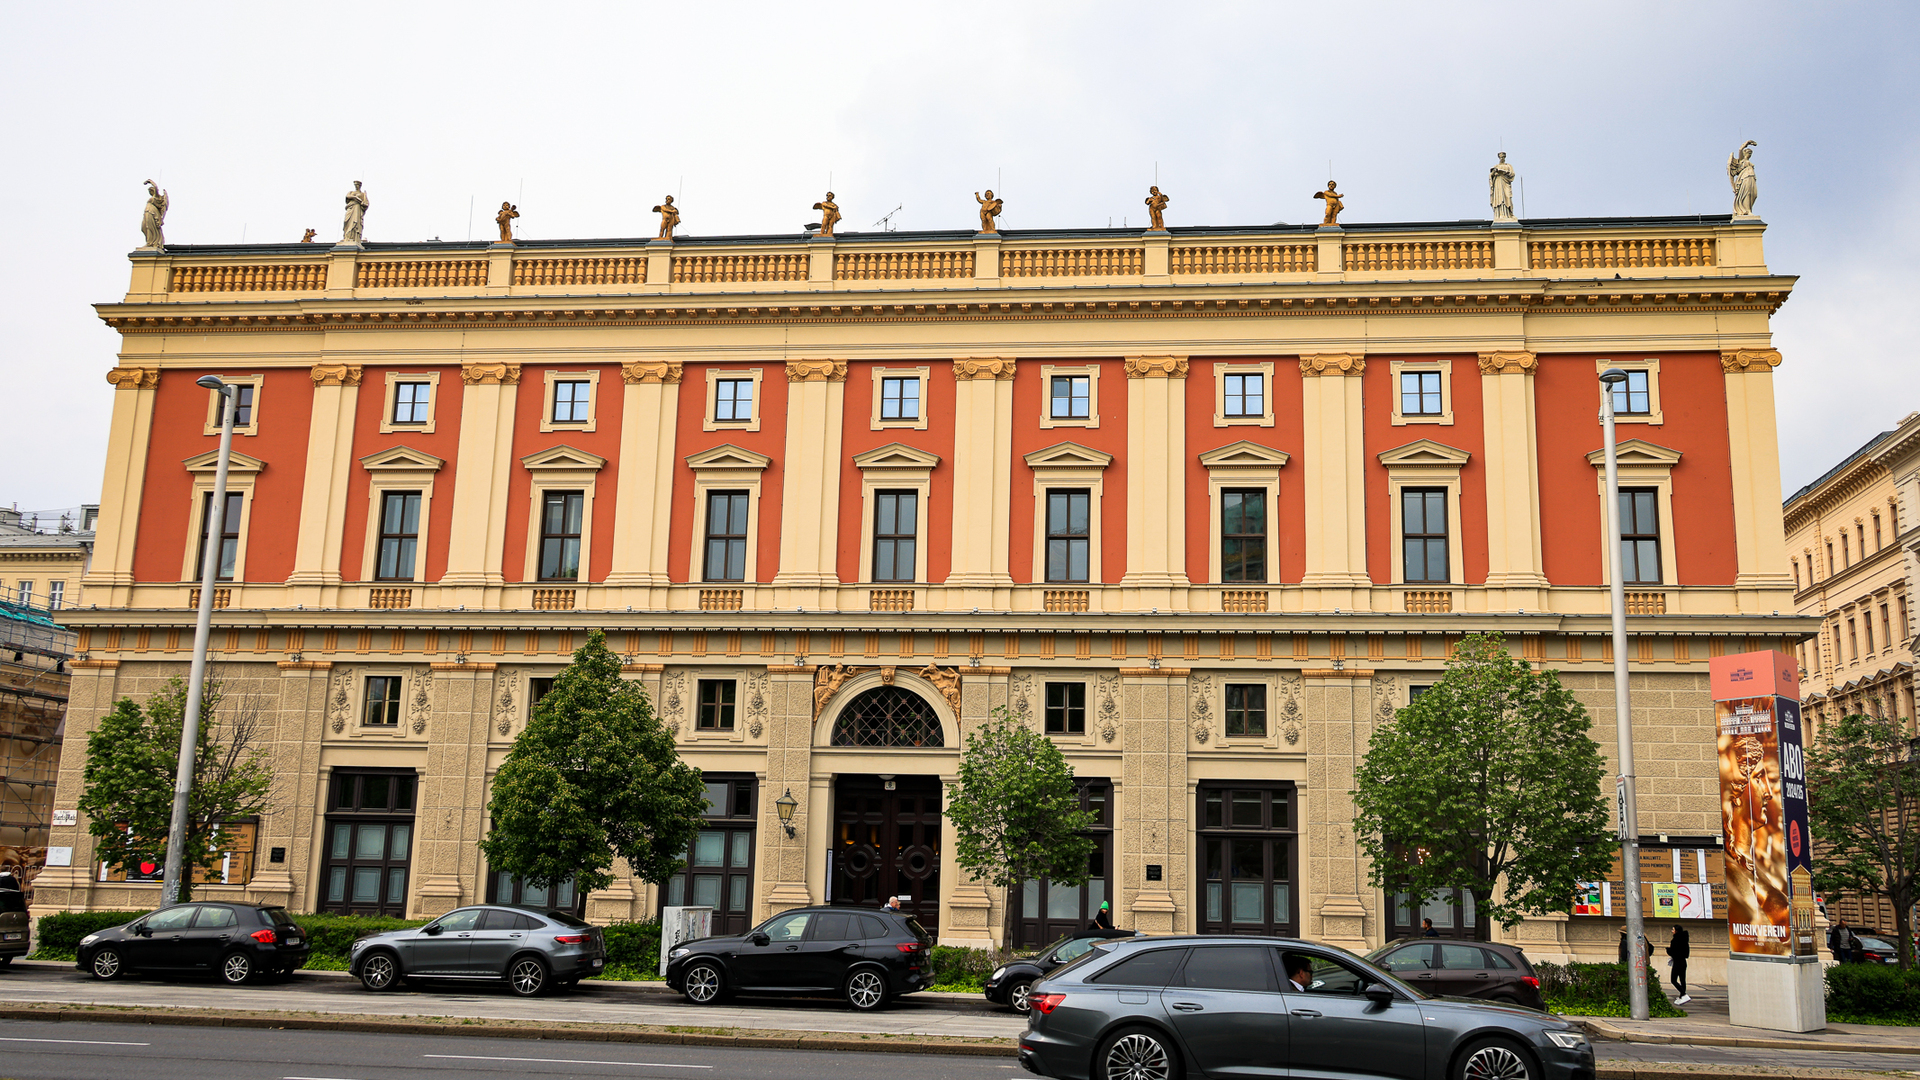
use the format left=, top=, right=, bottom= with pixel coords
left=1421, top=918, right=1440, bottom=938
left=1091, top=901, right=1114, bottom=931
left=1829, top=917, right=1853, bottom=964
left=1666, top=925, right=1691, bottom=1004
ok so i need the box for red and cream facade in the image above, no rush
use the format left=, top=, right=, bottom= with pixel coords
left=41, top=213, right=1808, bottom=969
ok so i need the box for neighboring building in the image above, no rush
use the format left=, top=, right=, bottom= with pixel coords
left=0, top=593, right=74, bottom=894
left=1783, top=411, right=1920, bottom=934
left=39, top=207, right=1805, bottom=976
left=0, top=506, right=96, bottom=611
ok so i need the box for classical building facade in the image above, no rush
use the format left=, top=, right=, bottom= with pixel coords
left=38, top=209, right=1808, bottom=969
left=0, top=506, right=95, bottom=611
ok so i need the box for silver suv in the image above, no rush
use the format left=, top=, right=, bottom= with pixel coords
left=347, top=905, right=606, bottom=997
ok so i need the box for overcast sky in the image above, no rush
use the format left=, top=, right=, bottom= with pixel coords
left=3, top=0, right=1914, bottom=519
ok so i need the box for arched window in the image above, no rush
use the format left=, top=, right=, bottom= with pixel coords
left=831, top=686, right=944, bottom=747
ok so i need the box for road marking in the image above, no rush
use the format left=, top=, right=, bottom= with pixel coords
left=0, top=1030, right=147, bottom=1037
left=424, top=1054, right=713, bottom=1069
left=286, top=1075, right=380, bottom=1079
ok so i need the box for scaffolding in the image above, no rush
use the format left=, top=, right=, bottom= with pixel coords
left=0, top=596, right=72, bottom=894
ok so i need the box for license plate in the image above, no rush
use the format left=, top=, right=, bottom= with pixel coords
left=0, top=933, right=21, bottom=941
left=285, top=937, right=302, bottom=945
left=592, top=958, right=603, bottom=967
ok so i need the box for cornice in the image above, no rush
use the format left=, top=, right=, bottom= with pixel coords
left=105, top=366, right=160, bottom=389
left=95, top=284, right=1795, bottom=334
left=1721, top=348, right=1784, bottom=373
left=461, top=361, right=522, bottom=385
left=785, top=359, right=848, bottom=383
left=620, top=360, right=684, bottom=384
left=309, top=363, right=364, bottom=387
left=1124, top=355, right=1190, bottom=379
left=1784, top=458, right=1893, bottom=528
left=1477, top=350, right=1538, bottom=375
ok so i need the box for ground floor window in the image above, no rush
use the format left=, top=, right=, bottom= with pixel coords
left=1387, top=886, right=1479, bottom=938
left=488, top=872, right=585, bottom=915
left=1196, top=781, right=1297, bottom=936
left=1013, top=780, right=1112, bottom=947
left=320, top=768, right=416, bottom=917
left=660, top=774, right=757, bottom=935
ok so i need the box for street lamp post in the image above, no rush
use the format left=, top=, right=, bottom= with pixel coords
left=1599, top=367, right=1650, bottom=1021
left=160, top=375, right=238, bottom=907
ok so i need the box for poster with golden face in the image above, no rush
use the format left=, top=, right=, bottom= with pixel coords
left=1717, top=695, right=1791, bottom=955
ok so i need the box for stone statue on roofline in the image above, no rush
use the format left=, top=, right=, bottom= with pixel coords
left=975, top=189, right=1003, bottom=234
left=342, top=181, right=370, bottom=243
left=1313, top=181, right=1345, bottom=226
left=653, top=195, right=681, bottom=240
left=1728, top=140, right=1759, bottom=218
left=1489, top=152, right=1516, bottom=222
left=811, top=192, right=841, bottom=237
left=139, top=180, right=168, bottom=250
left=1144, top=185, right=1170, bottom=231
left=496, top=201, right=520, bottom=243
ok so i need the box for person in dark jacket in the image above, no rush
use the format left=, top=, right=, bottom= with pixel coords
left=1829, top=917, right=1853, bottom=964
left=1618, top=927, right=1648, bottom=966
left=1091, top=901, right=1114, bottom=930
left=1666, top=925, right=1691, bottom=1004
left=1421, top=918, right=1440, bottom=937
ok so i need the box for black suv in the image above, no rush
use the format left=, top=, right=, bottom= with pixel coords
left=666, top=905, right=931, bottom=1011
left=78, top=903, right=310, bottom=984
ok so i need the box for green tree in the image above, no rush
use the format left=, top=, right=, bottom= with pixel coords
left=77, top=676, right=274, bottom=902
left=481, top=629, right=706, bottom=893
left=1352, top=633, right=1613, bottom=938
left=1807, top=710, right=1919, bottom=968
left=945, top=707, right=1097, bottom=953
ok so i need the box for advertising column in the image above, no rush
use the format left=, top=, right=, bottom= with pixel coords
left=1710, top=650, right=1825, bottom=1032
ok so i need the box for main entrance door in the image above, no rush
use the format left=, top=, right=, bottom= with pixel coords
left=831, top=775, right=941, bottom=934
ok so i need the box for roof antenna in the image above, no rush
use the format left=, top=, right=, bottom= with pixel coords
left=872, top=204, right=903, bottom=232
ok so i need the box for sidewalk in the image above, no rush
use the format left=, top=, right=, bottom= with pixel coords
left=1574, top=983, right=1920, bottom=1055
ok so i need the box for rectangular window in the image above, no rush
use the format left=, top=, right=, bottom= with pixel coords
left=538, top=492, right=584, bottom=581
left=199, top=491, right=244, bottom=581
left=1014, top=780, right=1111, bottom=947
left=1611, top=370, right=1651, bottom=415
left=528, top=677, right=556, bottom=712
left=363, top=675, right=402, bottom=726
left=1793, top=560, right=1801, bottom=589
left=1050, top=375, right=1090, bottom=419
left=1848, top=619, right=1858, bottom=660
left=662, top=775, right=757, bottom=935
left=1221, top=488, right=1267, bottom=583
left=1045, top=489, right=1091, bottom=583
left=1875, top=516, right=1884, bottom=550
left=715, top=378, right=754, bottom=422
left=1828, top=542, right=1835, bottom=575
left=1401, top=488, right=1449, bottom=583
left=47, top=580, right=64, bottom=609
left=230, top=383, right=256, bottom=427
left=1619, top=488, right=1662, bottom=585
left=1400, top=370, right=1443, bottom=416
left=1223, top=373, right=1264, bottom=418
left=872, top=490, right=918, bottom=582
left=1842, top=534, right=1851, bottom=566
left=704, top=491, right=749, bottom=582
left=1224, top=684, right=1267, bottom=737
left=1858, top=524, right=1866, bottom=556
left=321, top=769, right=415, bottom=917
left=392, top=381, right=431, bottom=424
left=1045, top=682, right=1086, bottom=735
left=14, top=581, right=30, bottom=606
left=375, top=492, right=421, bottom=581
left=1885, top=605, right=1895, bottom=651
left=552, top=380, right=591, bottom=423
left=879, top=377, right=920, bottom=420
left=1865, top=614, right=1875, bottom=654
left=697, top=680, right=737, bottom=730
left=1197, top=783, right=1296, bottom=937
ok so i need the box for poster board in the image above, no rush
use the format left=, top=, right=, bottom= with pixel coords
left=1711, top=651, right=1816, bottom=958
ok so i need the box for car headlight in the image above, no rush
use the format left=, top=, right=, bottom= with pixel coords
left=350, top=939, right=368, bottom=952
left=1545, top=1031, right=1589, bottom=1050
left=991, top=967, right=1007, bottom=981
left=670, top=947, right=690, bottom=959
left=79, top=934, right=98, bottom=947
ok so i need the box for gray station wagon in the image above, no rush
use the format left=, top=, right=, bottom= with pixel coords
left=1018, top=935, right=1593, bottom=1080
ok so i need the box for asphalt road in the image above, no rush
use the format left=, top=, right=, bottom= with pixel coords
left=0, top=1019, right=1018, bottom=1080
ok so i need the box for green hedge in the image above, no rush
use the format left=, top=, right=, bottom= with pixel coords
left=929, top=945, right=997, bottom=990
left=290, top=913, right=428, bottom=961
left=1534, top=961, right=1685, bottom=1017
left=33, top=911, right=149, bottom=958
left=1826, top=963, right=1920, bottom=1023
left=599, top=919, right=662, bottom=976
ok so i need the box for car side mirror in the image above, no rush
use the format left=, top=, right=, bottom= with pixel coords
left=423, top=924, right=442, bottom=936
left=133, top=925, right=150, bottom=938
left=749, top=931, right=769, bottom=947
left=1364, top=984, right=1396, bottom=1005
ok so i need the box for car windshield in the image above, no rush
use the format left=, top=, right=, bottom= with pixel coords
left=1054, top=936, right=1111, bottom=964
left=540, top=910, right=590, bottom=928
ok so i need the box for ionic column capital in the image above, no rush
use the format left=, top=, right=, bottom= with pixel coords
left=309, top=363, right=365, bottom=387
left=1721, top=348, right=1783, bottom=373
left=621, top=360, right=684, bottom=384
left=1476, top=351, right=1538, bottom=376
left=105, top=366, right=161, bottom=390
left=1124, top=355, right=1189, bottom=379
left=785, top=359, right=848, bottom=382
left=952, top=356, right=1017, bottom=380
left=1299, top=353, right=1365, bottom=377
left=461, top=361, right=522, bottom=385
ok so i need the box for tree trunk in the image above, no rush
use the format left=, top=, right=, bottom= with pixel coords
left=1472, top=890, right=1493, bottom=942
left=1894, top=886, right=1914, bottom=970
left=1001, top=884, right=1020, bottom=961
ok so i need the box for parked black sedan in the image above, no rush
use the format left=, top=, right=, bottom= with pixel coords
left=1018, top=936, right=1594, bottom=1080
left=666, top=905, right=932, bottom=1011
left=986, top=928, right=1138, bottom=1012
left=78, top=903, right=309, bottom=984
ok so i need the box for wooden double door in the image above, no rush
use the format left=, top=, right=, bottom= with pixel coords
left=831, top=775, right=941, bottom=934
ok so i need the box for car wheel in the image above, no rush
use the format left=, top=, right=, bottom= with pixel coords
left=219, top=951, right=255, bottom=985
left=1454, top=1037, right=1538, bottom=1080
left=89, top=947, right=126, bottom=981
left=508, top=956, right=549, bottom=997
left=682, top=962, right=725, bottom=1005
left=358, top=952, right=400, bottom=991
left=1008, top=979, right=1035, bottom=1013
left=1096, top=1026, right=1181, bottom=1080
left=845, top=968, right=889, bottom=1011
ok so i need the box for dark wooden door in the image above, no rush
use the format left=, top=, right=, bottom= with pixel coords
left=831, top=776, right=941, bottom=934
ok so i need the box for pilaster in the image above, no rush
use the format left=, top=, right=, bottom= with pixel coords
left=83, top=367, right=161, bottom=606
left=286, top=363, right=364, bottom=604
left=1302, top=667, right=1390, bottom=952
left=1721, top=349, right=1794, bottom=607
left=411, top=661, right=498, bottom=918
left=1314, top=226, right=1345, bottom=280
left=438, top=363, right=521, bottom=605
left=1118, top=667, right=1190, bottom=934
left=605, top=362, right=683, bottom=600
left=947, top=358, right=1018, bottom=604
left=761, top=665, right=817, bottom=919
left=971, top=234, right=1002, bottom=285
left=1122, top=356, right=1191, bottom=606
left=771, top=361, right=848, bottom=605
left=1298, top=355, right=1371, bottom=607
left=1491, top=223, right=1525, bottom=274
left=807, top=237, right=835, bottom=287
left=1477, top=351, right=1549, bottom=607
left=1142, top=232, right=1171, bottom=282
